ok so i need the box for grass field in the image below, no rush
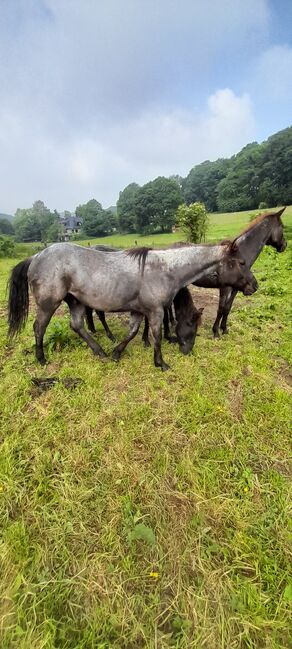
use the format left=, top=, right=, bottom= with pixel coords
left=0, top=208, right=291, bottom=648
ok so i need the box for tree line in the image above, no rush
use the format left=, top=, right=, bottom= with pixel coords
left=1, top=125, right=291, bottom=243
left=183, top=126, right=292, bottom=212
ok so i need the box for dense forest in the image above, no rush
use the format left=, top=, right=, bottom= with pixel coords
left=182, top=126, right=292, bottom=212
left=1, top=126, right=291, bottom=241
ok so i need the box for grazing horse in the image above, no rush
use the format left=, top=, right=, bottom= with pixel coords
left=212, top=208, right=287, bottom=337
left=7, top=241, right=257, bottom=370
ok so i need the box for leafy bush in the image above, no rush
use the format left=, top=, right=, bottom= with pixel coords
left=0, top=236, right=15, bottom=257
left=259, top=201, right=268, bottom=209
left=46, top=320, right=72, bottom=356
left=176, top=202, right=209, bottom=243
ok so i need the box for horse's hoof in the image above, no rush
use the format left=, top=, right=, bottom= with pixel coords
left=213, top=332, right=220, bottom=339
left=143, top=339, right=151, bottom=348
left=222, top=329, right=229, bottom=335
left=38, top=357, right=47, bottom=366
left=161, top=363, right=170, bottom=371
left=112, top=350, right=121, bottom=362
left=108, top=334, right=116, bottom=343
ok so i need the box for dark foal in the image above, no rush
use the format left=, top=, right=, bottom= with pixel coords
left=85, top=287, right=202, bottom=355
left=85, top=305, right=176, bottom=345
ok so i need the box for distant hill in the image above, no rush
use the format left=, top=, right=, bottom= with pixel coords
left=0, top=212, right=13, bottom=222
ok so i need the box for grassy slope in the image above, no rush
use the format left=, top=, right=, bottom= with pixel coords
left=0, top=209, right=291, bottom=648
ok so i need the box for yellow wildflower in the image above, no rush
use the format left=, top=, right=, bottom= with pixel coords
left=149, top=571, right=160, bottom=579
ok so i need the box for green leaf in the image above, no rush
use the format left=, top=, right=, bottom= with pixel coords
left=283, top=582, right=292, bottom=602
left=129, top=523, right=156, bottom=545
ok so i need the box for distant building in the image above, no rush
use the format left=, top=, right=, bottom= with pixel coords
left=59, top=213, right=82, bottom=241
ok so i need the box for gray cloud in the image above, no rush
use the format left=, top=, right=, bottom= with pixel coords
left=0, top=0, right=274, bottom=212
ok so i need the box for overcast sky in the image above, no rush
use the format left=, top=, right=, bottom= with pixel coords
left=0, top=0, right=291, bottom=214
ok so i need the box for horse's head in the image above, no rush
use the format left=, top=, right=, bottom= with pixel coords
left=265, top=207, right=287, bottom=252
left=220, top=244, right=258, bottom=295
left=175, top=307, right=204, bottom=355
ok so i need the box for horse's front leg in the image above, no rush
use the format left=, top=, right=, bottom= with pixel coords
left=213, top=287, right=229, bottom=338
left=220, top=288, right=237, bottom=335
left=163, top=307, right=177, bottom=344
left=85, top=307, right=96, bottom=333
left=112, top=312, right=143, bottom=361
left=148, top=308, right=170, bottom=371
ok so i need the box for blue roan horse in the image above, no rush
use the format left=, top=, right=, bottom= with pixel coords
left=8, top=241, right=257, bottom=370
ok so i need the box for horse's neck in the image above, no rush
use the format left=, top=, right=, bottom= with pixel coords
left=236, top=219, right=272, bottom=266
left=161, top=245, right=224, bottom=288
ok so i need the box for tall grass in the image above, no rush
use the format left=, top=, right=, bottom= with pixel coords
left=0, top=209, right=291, bottom=648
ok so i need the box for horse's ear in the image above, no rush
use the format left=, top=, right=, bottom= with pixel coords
left=273, top=207, right=286, bottom=219
left=229, top=240, right=238, bottom=254
left=198, top=307, right=204, bottom=314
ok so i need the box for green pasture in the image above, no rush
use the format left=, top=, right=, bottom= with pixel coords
left=0, top=208, right=291, bottom=648
left=11, top=205, right=292, bottom=257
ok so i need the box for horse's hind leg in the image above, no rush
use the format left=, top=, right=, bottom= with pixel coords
left=112, top=312, right=143, bottom=361
left=34, top=302, right=60, bottom=365
left=142, top=317, right=151, bottom=347
left=96, top=311, right=116, bottom=342
left=69, top=300, right=107, bottom=358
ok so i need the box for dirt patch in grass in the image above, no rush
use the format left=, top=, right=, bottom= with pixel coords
left=279, top=362, right=292, bottom=388
left=191, top=287, right=219, bottom=322
left=229, top=378, right=243, bottom=420
left=273, top=357, right=292, bottom=390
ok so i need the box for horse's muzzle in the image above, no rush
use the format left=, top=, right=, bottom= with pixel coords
left=243, top=278, right=258, bottom=296
left=278, top=240, right=287, bottom=252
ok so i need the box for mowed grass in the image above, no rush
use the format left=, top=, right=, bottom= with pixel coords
left=0, top=208, right=291, bottom=648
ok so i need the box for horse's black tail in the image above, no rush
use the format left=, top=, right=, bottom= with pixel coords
left=7, top=257, right=32, bottom=337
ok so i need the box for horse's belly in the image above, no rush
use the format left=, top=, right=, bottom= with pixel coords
left=71, top=273, right=140, bottom=312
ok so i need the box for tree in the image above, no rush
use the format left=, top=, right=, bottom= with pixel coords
left=135, top=176, right=183, bottom=234
left=117, top=183, right=140, bottom=232
left=76, top=199, right=116, bottom=237
left=14, top=201, right=60, bottom=242
left=0, top=218, right=14, bottom=235
left=183, top=159, right=230, bottom=211
left=176, top=202, right=209, bottom=243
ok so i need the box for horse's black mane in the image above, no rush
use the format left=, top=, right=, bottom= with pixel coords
left=94, top=244, right=120, bottom=252
left=126, top=247, right=152, bottom=274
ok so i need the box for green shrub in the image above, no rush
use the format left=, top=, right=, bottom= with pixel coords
left=0, top=235, right=15, bottom=257
left=176, top=202, right=209, bottom=243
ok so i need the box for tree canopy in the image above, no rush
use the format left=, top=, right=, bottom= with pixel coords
left=76, top=199, right=117, bottom=237
left=183, top=127, right=292, bottom=212
left=13, top=201, right=59, bottom=242
left=117, top=183, right=140, bottom=233
left=0, top=218, right=14, bottom=235
left=135, top=176, right=183, bottom=234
